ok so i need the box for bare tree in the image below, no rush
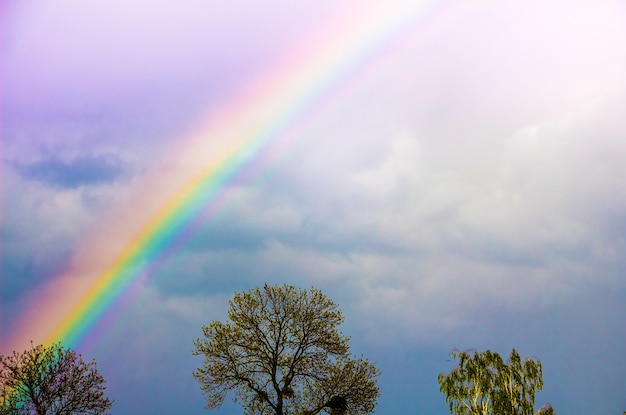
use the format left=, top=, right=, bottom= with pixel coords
left=0, top=342, right=112, bottom=415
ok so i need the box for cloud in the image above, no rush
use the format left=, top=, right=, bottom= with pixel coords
left=0, top=157, right=131, bottom=323
left=8, top=153, right=128, bottom=189
left=139, top=86, right=626, bottom=348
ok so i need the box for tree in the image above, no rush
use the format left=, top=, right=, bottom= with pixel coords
left=536, top=404, right=555, bottom=415
left=494, top=349, right=543, bottom=415
left=0, top=342, right=112, bottom=415
left=438, top=348, right=547, bottom=415
left=193, top=284, right=380, bottom=415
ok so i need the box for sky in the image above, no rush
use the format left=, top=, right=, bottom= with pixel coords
left=1, top=0, right=626, bottom=414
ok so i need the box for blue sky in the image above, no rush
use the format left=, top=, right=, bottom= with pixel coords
left=2, top=1, right=626, bottom=414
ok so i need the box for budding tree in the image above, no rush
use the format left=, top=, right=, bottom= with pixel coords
left=0, top=342, right=112, bottom=415
left=193, top=284, right=380, bottom=415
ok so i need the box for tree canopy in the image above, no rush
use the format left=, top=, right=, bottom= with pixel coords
left=0, top=342, right=112, bottom=415
left=438, top=348, right=549, bottom=415
left=193, top=284, right=380, bottom=415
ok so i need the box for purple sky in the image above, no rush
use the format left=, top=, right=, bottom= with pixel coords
left=2, top=1, right=626, bottom=414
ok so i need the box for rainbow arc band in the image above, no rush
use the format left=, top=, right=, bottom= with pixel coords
left=8, top=1, right=439, bottom=350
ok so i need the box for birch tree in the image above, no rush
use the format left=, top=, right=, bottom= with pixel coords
left=438, top=348, right=547, bottom=415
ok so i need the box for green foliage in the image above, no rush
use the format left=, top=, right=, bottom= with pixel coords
left=438, top=348, right=546, bottom=415
left=193, top=284, right=380, bottom=415
left=0, top=342, right=112, bottom=415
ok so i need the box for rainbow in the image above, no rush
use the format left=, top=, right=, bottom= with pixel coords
left=5, top=1, right=456, bottom=352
